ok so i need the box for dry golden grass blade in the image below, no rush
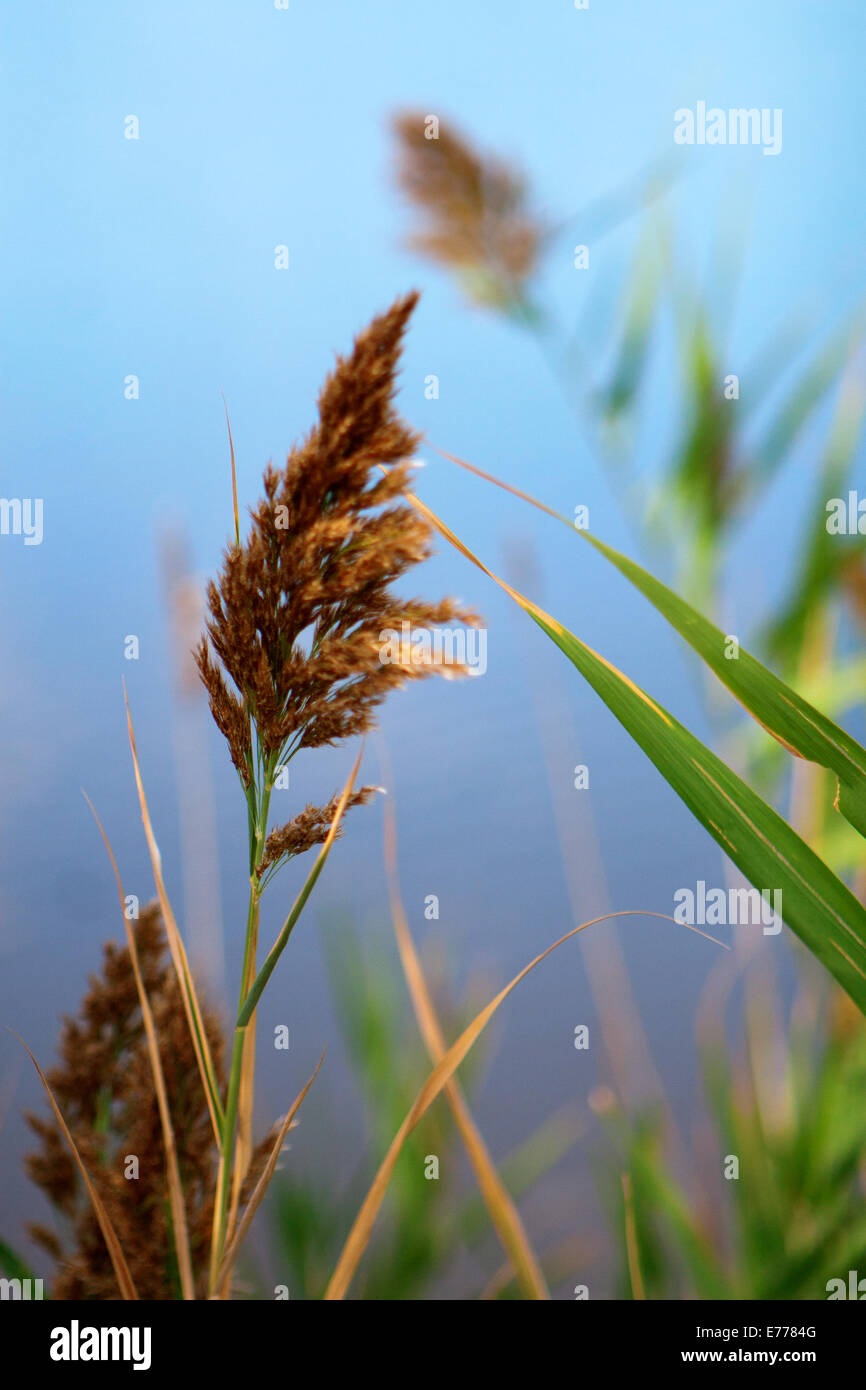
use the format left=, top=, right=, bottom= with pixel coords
left=228, top=893, right=265, bottom=1251
left=216, top=1051, right=325, bottom=1291
left=622, top=1173, right=645, bottom=1300
left=432, top=443, right=562, bottom=520
left=385, top=468, right=535, bottom=618
left=11, top=1031, right=139, bottom=1300
left=380, top=770, right=549, bottom=1300
left=479, top=1233, right=596, bottom=1300
left=83, top=792, right=196, bottom=1301
left=222, top=392, right=240, bottom=550
left=124, top=683, right=224, bottom=1148
left=324, top=909, right=723, bottom=1300
left=227, top=909, right=259, bottom=1247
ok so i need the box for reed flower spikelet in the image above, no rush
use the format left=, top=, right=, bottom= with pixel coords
left=393, top=112, right=541, bottom=309
left=195, top=290, right=478, bottom=878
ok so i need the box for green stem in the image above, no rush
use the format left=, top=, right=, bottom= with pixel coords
left=209, top=749, right=351, bottom=1294
left=238, top=806, right=344, bottom=1028
left=209, top=758, right=275, bottom=1294
left=209, top=1026, right=246, bottom=1292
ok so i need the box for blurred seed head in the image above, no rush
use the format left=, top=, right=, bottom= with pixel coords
left=25, top=905, right=224, bottom=1299
left=393, top=112, right=542, bottom=310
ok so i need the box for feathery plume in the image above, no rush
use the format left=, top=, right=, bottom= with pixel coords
left=195, top=291, right=479, bottom=878
left=393, top=112, right=541, bottom=309
left=25, top=905, right=224, bottom=1300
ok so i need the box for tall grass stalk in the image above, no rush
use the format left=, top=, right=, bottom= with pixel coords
left=190, top=292, right=477, bottom=1294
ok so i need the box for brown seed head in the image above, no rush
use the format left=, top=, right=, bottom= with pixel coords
left=24, top=905, right=225, bottom=1299
left=195, top=292, right=479, bottom=860
left=393, top=112, right=541, bottom=305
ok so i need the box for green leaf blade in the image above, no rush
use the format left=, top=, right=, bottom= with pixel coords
left=527, top=605, right=866, bottom=1013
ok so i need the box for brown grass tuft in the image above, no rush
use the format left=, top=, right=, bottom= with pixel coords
left=25, top=905, right=223, bottom=1299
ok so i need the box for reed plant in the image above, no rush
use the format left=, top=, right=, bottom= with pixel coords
left=191, top=289, right=478, bottom=1293
left=8, top=109, right=866, bottom=1304
left=11, top=292, right=506, bottom=1300
left=14, top=287, right=624, bottom=1301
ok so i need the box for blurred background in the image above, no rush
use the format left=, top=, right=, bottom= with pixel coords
left=2, top=1, right=866, bottom=1298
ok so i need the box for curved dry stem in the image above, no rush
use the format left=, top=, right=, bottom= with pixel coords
left=325, top=908, right=724, bottom=1300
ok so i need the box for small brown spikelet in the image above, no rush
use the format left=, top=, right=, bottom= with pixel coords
left=25, top=905, right=224, bottom=1299
left=195, top=291, right=479, bottom=859
left=257, top=787, right=376, bottom=881
left=393, top=112, right=541, bottom=306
